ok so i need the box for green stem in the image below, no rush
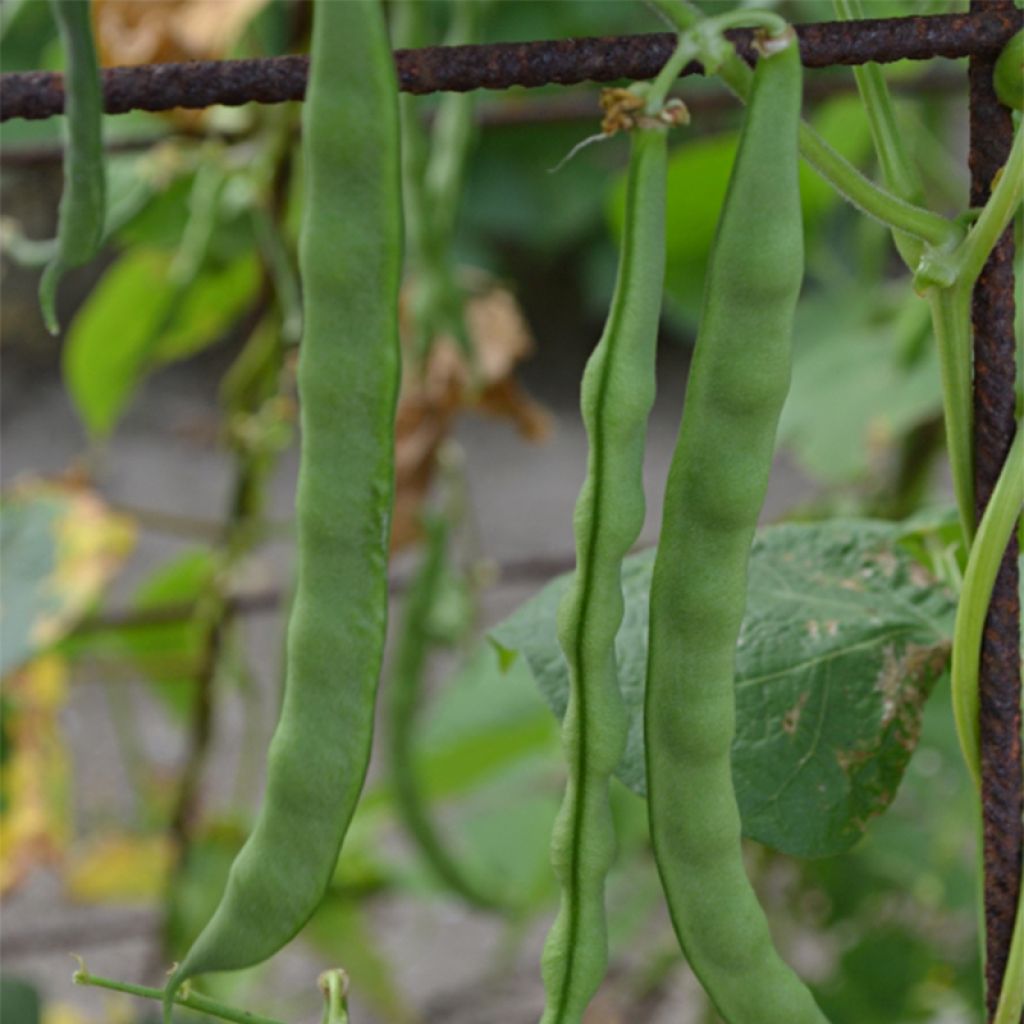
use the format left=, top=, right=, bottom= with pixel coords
left=645, top=4, right=787, bottom=114
left=956, top=124, right=1024, bottom=288
left=644, top=31, right=700, bottom=113
left=914, top=127, right=1020, bottom=546
left=832, top=0, right=925, bottom=267
left=798, top=124, right=957, bottom=247
left=318, top=969, right=350, bottom=1024
left=251, top=206, right=302, bottom=345
left=926, top=285, right=975, bottom=543
left=950, top=425, right=1023, bottom=792
left=73, top=967, right=286, bottom=1024
left=655, top=0, right=958, bottom=247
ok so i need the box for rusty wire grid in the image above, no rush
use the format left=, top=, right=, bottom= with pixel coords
left=1, top=5, right=1023, bottom=1019
left=0, top=9, right=1019, bottom=121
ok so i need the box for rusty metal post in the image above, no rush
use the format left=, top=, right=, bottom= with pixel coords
left=968, top=2, right=1023, bottom=1019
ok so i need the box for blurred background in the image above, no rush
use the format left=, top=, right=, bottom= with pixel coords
left=1, top=0, right=994, bottom=1021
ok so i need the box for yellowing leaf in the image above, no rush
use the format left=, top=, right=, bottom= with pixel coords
left=36, top=493, right=137, bottom=648
left=65, top=833, right=175, bottom=903
left=2, top=481, right=136, bottom=675
left=0, top=657, right=71, bottom=895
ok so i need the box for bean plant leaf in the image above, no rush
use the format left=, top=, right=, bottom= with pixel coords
left=0, top=976, right=41, bottom=1024
left=778, top=290, right=942, bottom=484
left=491, top=518, right=956, bottom=858
left=62, top=247, right=259, bottom=439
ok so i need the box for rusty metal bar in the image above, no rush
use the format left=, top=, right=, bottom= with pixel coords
left=0, top=67, right=969, bottom=167
left=0, top=10, right=1018, bottom=123
left=968, top=1, right=1023, bottom=1019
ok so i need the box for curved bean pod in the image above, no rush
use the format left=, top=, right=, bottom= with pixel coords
left=39, top=0, right=106, bottom=335
left=950, top=425, right=1023, bottom=793
left=644, top=31, right=828, bottom=1024
left=164, top=0, right=401, bottom=1014
left=950, top=425, right=1022, bottom=1024
left=539, top=117, right=668, bottom=1024
left=388, top=513, right=502, bottom=910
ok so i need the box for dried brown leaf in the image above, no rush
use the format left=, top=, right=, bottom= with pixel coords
left=392, top=279, right=551, bottom=550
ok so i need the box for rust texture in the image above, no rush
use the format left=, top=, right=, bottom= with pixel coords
left=1, top=10, right=1018, bottom=122
left=968, top=1, right=1023, bottom=1019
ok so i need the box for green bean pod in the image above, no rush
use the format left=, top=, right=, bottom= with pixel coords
left=163, top=0, right=401, bottom=1014
left=540, top=120, right=668, bottom=1024
left=388, top=514, right=500, bottom=909
left=40, top=0, right=106, bottom=335
left=644, top=33, right=827, bottom=1024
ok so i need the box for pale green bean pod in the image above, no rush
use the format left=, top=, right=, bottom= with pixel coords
left=163, top=0, right=401, bottom=1015
left=540, top=110, right=669, bottom=1023
left=644, top=30, right=828, bottom=1024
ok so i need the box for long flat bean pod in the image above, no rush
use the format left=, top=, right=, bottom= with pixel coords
left=644, top=32, right=828, bottom=1024
left=39, top=0, right=106, bottom=335
left=539, top=113, right=668, bottom=1024
left=164, top=0, right=401, bottom=1013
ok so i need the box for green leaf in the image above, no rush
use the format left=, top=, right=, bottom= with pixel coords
left=778, top=291, right=942, bottom=484
left=491, top=518, right=956, bottom=858
left=0, top=0, right=56, bottom=72
left=114, top=171, right=195, bottom=251
left=0, top=975, right=41, bottom=1024
left=62, top=249, right=176, bottom=438
left=123, top=548, right=217, bottom=719
left=415, top=644, right=559, bottom=799
left=63, top=248, right=259, bottom=439
left=154, top=252, right=259, bottom=362
left=816, top=926, right=936, bottom=1023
